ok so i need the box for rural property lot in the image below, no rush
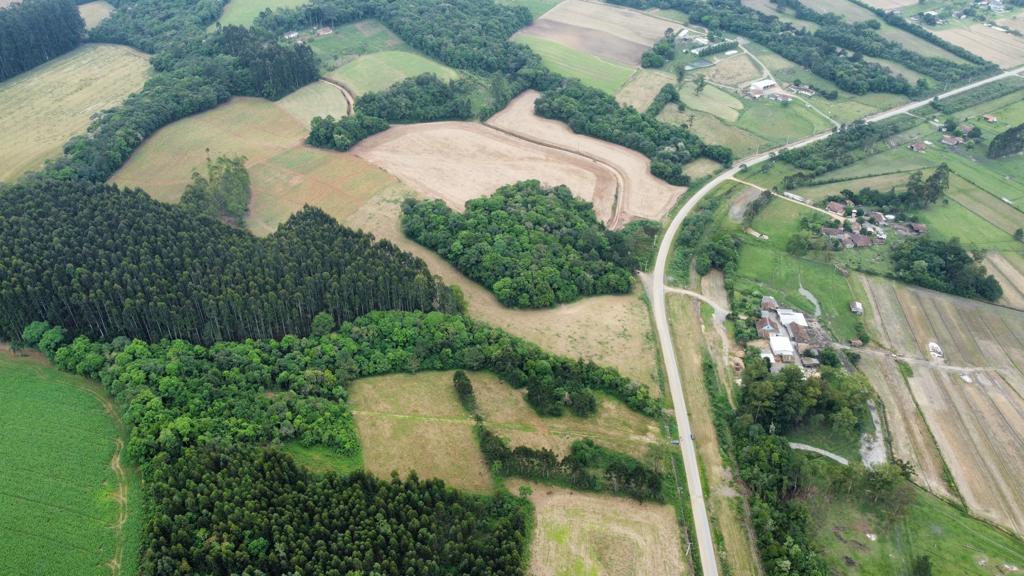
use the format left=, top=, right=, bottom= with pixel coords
left=488, top=90, right=688, bottom=225
left=0, top=351, right=136, bottom=575
left=0, top=44, right=150, bottom=182
left=516, top=0, right=674, bottom=67
left=352, top=122, right=618, bottom=224
left=509, top=481, right=687, bottom=576
left=936, top=24, right=1024, bottom=68
left=861, top=276, right=1024, bottom=536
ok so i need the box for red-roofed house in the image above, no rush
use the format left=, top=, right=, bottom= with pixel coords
left=826, top=201, right=846, bottom=215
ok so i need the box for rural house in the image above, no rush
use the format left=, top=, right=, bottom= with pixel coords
left=942, top=134, right=965, bottom=146
left=908, top=141, right=927, bottom=152
left=850, top=301, right=864, bottom=315
left=826, top=201, right=846, bottom=215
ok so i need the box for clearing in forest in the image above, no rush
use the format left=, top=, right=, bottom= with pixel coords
left=860, top=276, right=1024, bottom=537
left=308, top=20, right=405, bottom=70
left=0, top=350, right=138, bottom=576
left=217, top=0, right=308, bottom=27
left=0, top=44, right=150, bottom=182
left=509, top=481, right=687, bottom=576
left=78, top=1, right=114, bottom=29
left=515, top=0, right=674, bottom=67
left=325, top=50, right=459, bottom=96
left=109, top=94, right=383, bottom=237
left=352, top=122, right=618, bottom=223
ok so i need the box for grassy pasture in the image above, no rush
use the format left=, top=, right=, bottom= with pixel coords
left=217, top=0, right=308, bottom=27
left=661, top=106, right=769, bottom=158
left=734, top=99, right=834, bottom=145
left=78, top=1, right=114, bottom=29
left=804, top=473, right=1024, bottom=575
left=515, top=35, right=634, bottom=94
left=616, top=68, right=675, bottom=111
left=110, top=96, right=390, bottom=237
left=496, top=0, right=561, bottom=17
left=275, top=81, right=349, bottom=126
left=309, top=19, right=404, bottom=70
left=0, top=44, right=150, bottom=182
left=678, top=82, right=744, bottom=122
left=0, top=351, right=138, bottom=576
left=326, top=50, right=459, bottom=96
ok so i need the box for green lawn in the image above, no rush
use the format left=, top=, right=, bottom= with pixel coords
left=917, top=199, right=1018, bottom=251
left=281, top=441, right=364, bottom=476
left=805, top=479, right=1024, bottom=576
left=514, top=35, right=635, bottom=95
left=496, top=0, right=561, bottom=17
left=326, top=50, right=460, bottom=95
left=735, top=99, right=834, bottom=146
left=309, top=20, right=404, bottom=70
left=218, top=0, right=308, bottom=27
left=0, top=352, right=138, bottom=575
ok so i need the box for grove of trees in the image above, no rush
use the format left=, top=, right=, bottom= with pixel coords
left=988, top=122, right=1024, bottom=159
left=0, top=0, right=84, bottom=82
left=180, top=155, right=252, bottom=226
left=826, top=164, right=949, bottom=212
left=402, top=180, right=638, bottom=308
left=0, top=179, right=459, bottom=344
left=891, top=238, right=1003, bottom=301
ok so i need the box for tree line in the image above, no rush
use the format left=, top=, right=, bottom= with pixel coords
left=772, top=0, right=994, bottom=88
left=0, top=179, right=459, bottom=344
left=777, top=117, right=920, bottom=180
left=826, top=164, right=949, bottom=212
left=535, top=78, right=732, bottom=185
left=401, top=180, right=638, bottom=308
left=988, top=122, right=1024, bottom=159
left=0, top=0, right=84, bottom=82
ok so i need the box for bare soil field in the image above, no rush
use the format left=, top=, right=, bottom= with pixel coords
left=487, top=90, right=688, bottom=225
left=0, top=44, right=150, bottom=181
left=509, top=481, right=687, bottom=576
left=861, top=275, right=1024, bottom=536
left=111, top=96, right=386, bottom=237
left=668, top=295, right=761, bottom=576
left=349, top=372, right=492, bottom=493
left=343, top=188, right=663, bottom=397
left=936, top=24, right=1024, bottom=68
left=517, top=0, right=674, bottom=66
left=706, top=53, right=763, bottom=88
left=983, top=252, right=1024, bottom=311
left=617, top=68, right=675, bottom=111
left=351, top=121, right=617, bottom=223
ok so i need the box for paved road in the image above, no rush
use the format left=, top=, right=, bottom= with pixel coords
left=650, top=65, right=1024, bottom=576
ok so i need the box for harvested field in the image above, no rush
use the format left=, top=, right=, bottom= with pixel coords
left=936, top=24, right=1024, bottom=68
left=617, top=68, right=676, bottom=111
left=110, top=96, right=390, bottom=237
left=860, top=275, right=1024, bottom=536
left=343, top=189, right=662, bottom=396
left=984, top=252, right=1024, bottom=311
left=78, top=1, right=113, bottom=29
left=668, top=295, right=761, bottom=576
left=351, top=122, right=617, bottom=223
left=0, top=44, right=150, bottom=182
left=518, top=0, right=673, bottom=66
left=510, top=481, right=687, bottom=576
left=350, top=372, right=492, bottom=493
left=705, top=53, right=763, bottom=88
left=487, top=90, right=688, bottom=225
left=856, top=352, right=951, bottom=498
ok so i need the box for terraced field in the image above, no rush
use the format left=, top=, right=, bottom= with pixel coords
left=860, top=276, right=1024, bottom=537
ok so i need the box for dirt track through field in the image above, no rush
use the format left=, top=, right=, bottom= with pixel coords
left=487, top=90, right=687, bottom=226
left=319, top=77, right=354, bottom=116
left=860, top=275, right=1024, bottom=536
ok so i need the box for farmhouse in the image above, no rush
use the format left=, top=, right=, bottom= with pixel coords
left=942, top=134, right=965, bottom=146
left=983, top=114, right=998, bottom=123
left=826, top=201, right=846, bottom=215
left=761, top=295, right=779, bottom=311
left=769, top=334, right=796, bottom=363
left=750, top=79, right=777, bottom=92
left=908, top=141, right=928, bottom=152
left=777, top=308, right=808, bottom=328
left=284, top=31, right=299, bottom=40
left=756, top=317, right=783, bottom=339
left=769, top=93, right=793, bottom=103
left=850, top=301, right=864, bottom=315
left=958, top=123, right=977, bottom=135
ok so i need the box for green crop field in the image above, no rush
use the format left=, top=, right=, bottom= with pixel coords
left=218, top=0, right=308, bottom=27
left=0, top=352, right=138, bottom=575
left=309, top=20, right=405, bottom=70
left=326, top=50, right=460, bottom=96
left=0, top=44, right=150, bottom=182
left=514, top=35, right=634, bottom=94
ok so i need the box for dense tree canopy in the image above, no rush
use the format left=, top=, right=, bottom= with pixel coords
left=402, top=181, right=637, bottom=308
left=180, top=155, right=252, bottom=226
left=988, top=122, right=1024, bottom=159
left=307, top=113, right=389, bottom=151
left=828, top=164, right=949, bottom=212
left=891, top=238, right=1003, bottom=301
left=357, top=73, right=475, bottom=123
left=0, top=0, right=84, bottom=82
left=0, top=179, right=458, bottom=343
